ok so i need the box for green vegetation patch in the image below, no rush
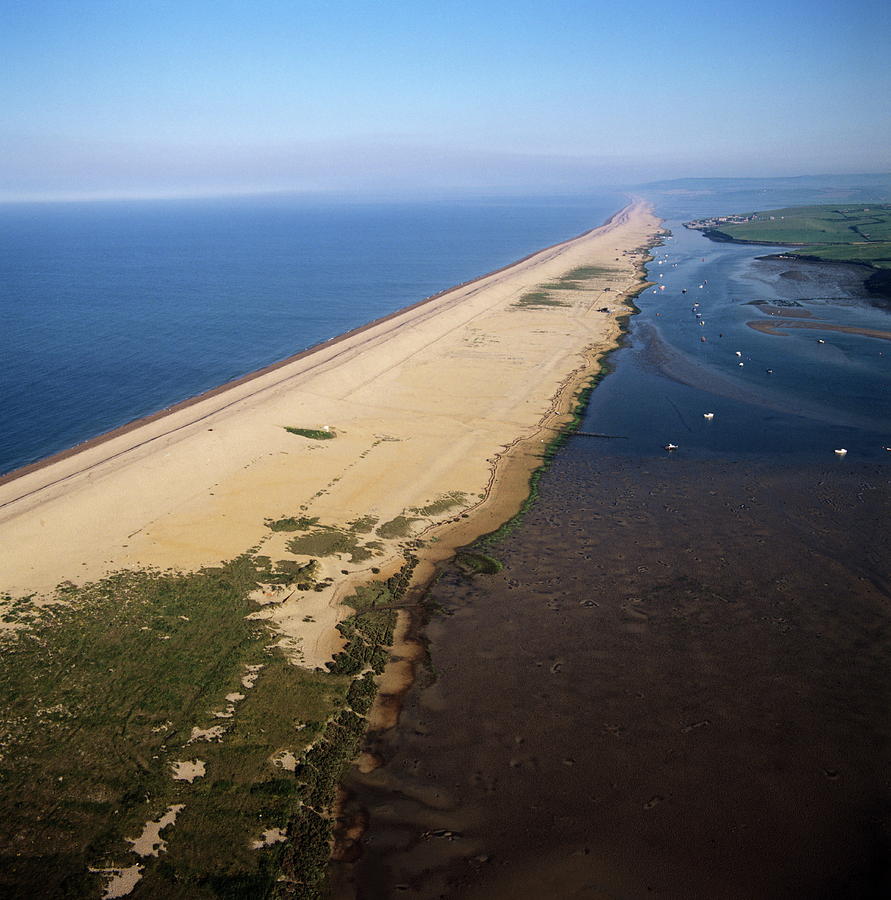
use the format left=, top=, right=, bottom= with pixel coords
left=540, top=266, right=616, bottom=292
left=325, top=559, right=417, bottom=678
left=283, top=427, right=335, bottom=440
left=285, top=526, right=375, bottom=563
left=346, top=515, right=378, bottom=534
left=0, top=547, right=409, bottom=898
left=409, top=491, right=467, bottom=517
left=135, top=657, right=347, bottom=899
left=264, top=515, right=319, bottom=532
left=455, top=551, right=504, bottom=575
left=562, top=264, right=617, bottom=280
left=689, top=204, right=891, bottom=276
left=790, top=241, right=891, bottom=269
left=514, top=265, right=617, bottom=307
left=375, top=515, right=422, bottom=539
left=703, top=203, right=891, bottom=247
left=265, top=557, right=319, bottom=587
left=0, top=557, right=348, bottom=898
left=276, top=687, right=383, bottom=895
left=513, top=290, right=569, bottom=308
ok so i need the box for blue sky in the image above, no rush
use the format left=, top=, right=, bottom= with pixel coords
left=2, top=0, right=889, bottom=200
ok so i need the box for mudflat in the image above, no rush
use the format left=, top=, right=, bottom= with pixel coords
left=337, top=453, right=891, bottom=898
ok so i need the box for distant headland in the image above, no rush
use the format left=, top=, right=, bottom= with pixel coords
left=685, top=202, right=891, bottom=298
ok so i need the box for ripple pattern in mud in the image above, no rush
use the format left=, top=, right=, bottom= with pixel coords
left=336, top=453, right=891, bottom=899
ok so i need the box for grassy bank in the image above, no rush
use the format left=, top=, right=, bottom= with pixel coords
left=0, top=550, right=408, bottom=899
left=687, top=203, right=891, bottom=273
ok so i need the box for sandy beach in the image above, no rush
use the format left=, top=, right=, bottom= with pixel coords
left=747, top=317, right=891, bottom=342
left=0, top=200, right=658, bottom=665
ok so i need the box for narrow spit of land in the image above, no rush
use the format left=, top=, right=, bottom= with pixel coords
left=0, top=201, right=660, bottom=898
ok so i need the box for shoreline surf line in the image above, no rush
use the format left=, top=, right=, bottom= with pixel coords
left=0, top=199, right=637, bottom=491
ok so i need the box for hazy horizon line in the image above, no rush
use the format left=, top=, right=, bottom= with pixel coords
left=1, top=170, right=889, bottom=207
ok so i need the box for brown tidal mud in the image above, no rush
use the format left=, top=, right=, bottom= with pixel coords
left=333, top=453, right=891, bottom=899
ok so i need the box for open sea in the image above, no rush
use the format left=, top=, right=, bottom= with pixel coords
left=0, top=192, right=621, bottom=475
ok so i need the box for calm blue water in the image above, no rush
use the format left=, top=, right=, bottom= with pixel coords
left=579, top=193, right=891, bottom=462
left=0, top=193, right=622, bottom=474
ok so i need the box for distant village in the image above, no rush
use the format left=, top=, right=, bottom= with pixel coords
left=684, top=213, right=768, bottom=230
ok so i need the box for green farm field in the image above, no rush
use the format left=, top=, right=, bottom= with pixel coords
left=792, top=241, right=891, bottom=269
left=689, top=203, right=891, bottom=272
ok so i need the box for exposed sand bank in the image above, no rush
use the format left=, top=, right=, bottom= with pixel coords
left=747, top=317, right=891, bottom=342
left=0, top=200, right=659, bottom=664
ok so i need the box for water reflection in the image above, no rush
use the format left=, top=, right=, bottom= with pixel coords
left=583, top=222, right=890, bottom=460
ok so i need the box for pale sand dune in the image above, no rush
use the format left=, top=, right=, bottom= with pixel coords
left=0, top=202, right=659, bottom=655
